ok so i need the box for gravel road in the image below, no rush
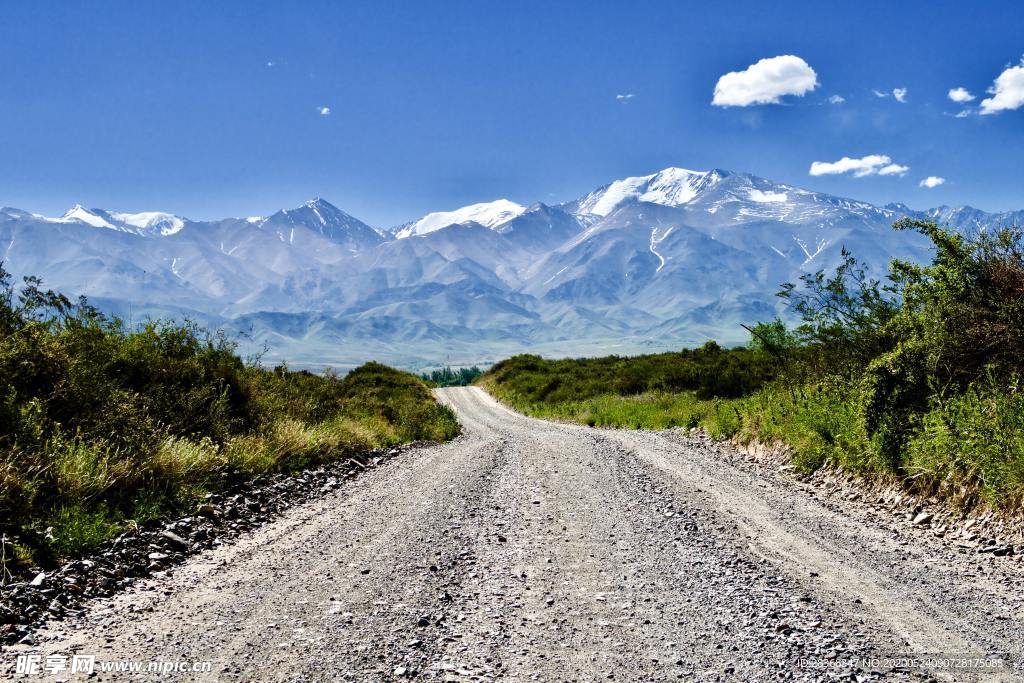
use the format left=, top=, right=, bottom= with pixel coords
left=5, top=387, right=1023, bottom=681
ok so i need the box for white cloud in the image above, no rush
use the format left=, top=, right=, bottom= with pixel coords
left=712, top=55, right=819, bottom=107
left=954, top=109, right=972, bottom=118
left=809, top=154, right=909, bottom=178
left=616, top=93, right=635, bottom=102
left=871, top=88, right=908, bottom=103
left=266, top=61, right=276, bottom=68
left=980, top=61, right=1024, bottom=114
left=919, top=176, right=946, bottom=188
left=948, top=87, right=975, bottom=103
left=878, top=163, right=909, bottom=176
left=318, top=106, right=331, bottom=116
left=828, top=94, right=845, bottom=104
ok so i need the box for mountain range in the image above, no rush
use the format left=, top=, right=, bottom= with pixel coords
left=3, top=168, right=1022, bottom=370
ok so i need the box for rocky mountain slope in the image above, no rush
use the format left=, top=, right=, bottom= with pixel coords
left=2, top=169, right=1020, bottom=368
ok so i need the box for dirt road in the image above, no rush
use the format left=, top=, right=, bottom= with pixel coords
left=6, top=387, right=1023, bottom=681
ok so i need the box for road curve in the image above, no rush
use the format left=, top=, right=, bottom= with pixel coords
left=6, top=386, right=1023, bottom=681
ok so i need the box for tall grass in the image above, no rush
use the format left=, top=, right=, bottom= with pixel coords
left=0, top=267, right=459, bottom=568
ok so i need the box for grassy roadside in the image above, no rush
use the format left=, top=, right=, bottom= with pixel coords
left=0, top=269, right=459, bottom=572
left=481, top=366, right=1024, bottom=514
left=480, top=218, right=1024, bottom=516
left=480, top=370, right=864, bottom=472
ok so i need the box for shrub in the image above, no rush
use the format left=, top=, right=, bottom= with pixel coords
left=484, top=219, right=1024, bottom=512
left=0, top=265, right=459, bottom=566
left=421, top=366, right=483, bottom=387
left=905, top=376, right=1024, bottom=509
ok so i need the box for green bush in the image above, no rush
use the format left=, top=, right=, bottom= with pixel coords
left=485, top=341, right=779, bottom=407
left=421, top=366, right=483, bottom=387
left=905, top=376, right=1024, bottom=509
left=483, top=219, right=1024, bottom=513
left=0, top=266, right=459, bottom=567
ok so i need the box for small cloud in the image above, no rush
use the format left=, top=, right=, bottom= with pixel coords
left=919, top=176, right=946, bottom=188
left=616, top=93, right=635, bottom=102
left=948, top=87, right=975, bottom=103
left=872, top=89, right=889, bottom=98
left=712, top=55, right=818, bottom=107
left=318, top=106, right=331, bottom=116
left=828, top=94, right=845, bottom=104
left=953, top=109, right=972, bottom=118
left=893, top=87, right=908, bottom=103
left=980, top=60, right=1024, bottom=114
left=809, top=154, right=909, bottom=178
left=878, top=163, right=909, bottom=176
left=266, top=61, right=276, bottom=68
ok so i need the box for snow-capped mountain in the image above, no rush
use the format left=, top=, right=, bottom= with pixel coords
left=256, top=198, right=387, bottom=253
left=562, top=168, right=727, bottom=216
left=1, top=169, right=1018, bottom=368
left=393, top=199, right=525, bottom=238
left=919, top=205, right=1024, bottom=234
left=54, top=205, right=187, bottom=236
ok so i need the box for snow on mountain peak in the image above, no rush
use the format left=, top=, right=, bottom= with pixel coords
left=748, top=189, right=788, bottom=203
left=265, top=198, right=384, bottom=250
left=573, top=167, right=726, bottom=216
left=59, top=205, right=116, bottom=229
left=54, top=205, right=186, bottom=236
left=108, top=211, right=185, bottom=235
left=396, top=199, right=526, bottom=239
left=302, top=197, right=335, bottom=217
left=277, top=198, right=360, bottom=227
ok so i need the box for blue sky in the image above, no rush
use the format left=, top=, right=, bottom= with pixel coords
left=2, top=0, right=1022, bottom=226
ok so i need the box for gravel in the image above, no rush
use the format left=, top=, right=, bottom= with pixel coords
left=1, top=449, right=412, bottom=646
left=3, top=387, right=1022, bottom=681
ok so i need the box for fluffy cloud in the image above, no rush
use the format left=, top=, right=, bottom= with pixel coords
left=828, top=94, right=845, bottom=104
left=318, top=106, right=331, bottom=116
left=948, top=87, right=975, bottom=103
left=809, top=154, right=909, bottom=178
left=878, top=163, right=909, bottom=176
left=980, top=62, right=1024, bottom=114
left=712, top=55, right=818, bottom=107
left=616, top=93, right=635, bottom=102
left=919, top=176, right=946, bottom=188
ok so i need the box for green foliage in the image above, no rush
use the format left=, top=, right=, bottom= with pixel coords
left=905, top=375, right=1024, bottom=509
left=484, top=341, right=778, bottom=406
left=421, top=366, right=483, bottom=387
left=887, top=219, right=1024, bottom=387
left=778, top=248, right=899, bottom=374
left=0, top=265, right=459, bottom=566
left=487, top=374, right=869, bottom=475
left=35, top=504, right=124, bottom=560
left=486, top=219, right=1024, bottom=513
left=745, top=318, right=798, bottom=356
left=770, top=219, right=1024, bottom=507
left=859, top=340, right=931, bottom=470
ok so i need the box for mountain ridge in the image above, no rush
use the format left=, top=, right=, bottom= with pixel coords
left=3, top=168, right=1021, bottom=368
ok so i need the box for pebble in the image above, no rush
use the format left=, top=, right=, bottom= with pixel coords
left=0, top=445, right=404, bottom=645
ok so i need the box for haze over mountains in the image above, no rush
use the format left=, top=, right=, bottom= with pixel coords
left=3, top=168, right=1021, bottom=369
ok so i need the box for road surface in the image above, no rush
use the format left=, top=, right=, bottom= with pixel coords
left=7, top=387, right=1023, bottom=681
